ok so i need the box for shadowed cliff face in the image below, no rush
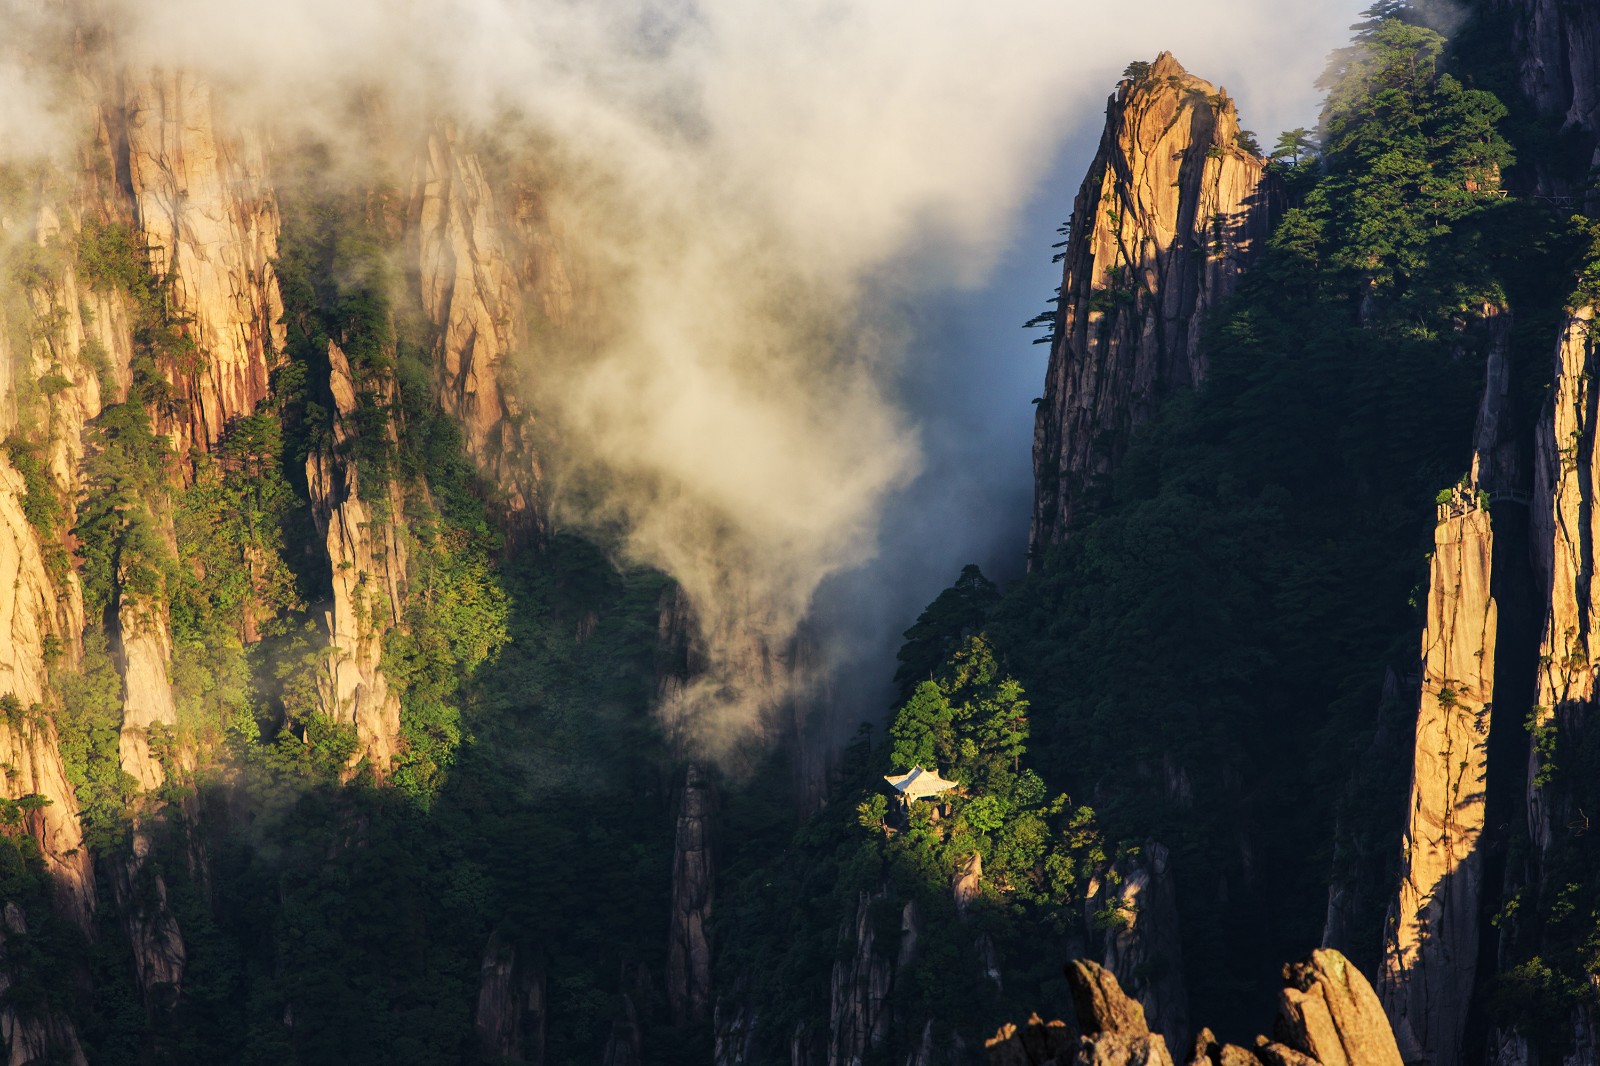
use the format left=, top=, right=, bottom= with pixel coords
left=1029, top=52, right=1277, bottom=558
left=1492, top=0, right=1600, bottom=195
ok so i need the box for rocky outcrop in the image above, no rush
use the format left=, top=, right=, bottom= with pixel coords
left=474, top=931, right=545, bottom=1065
left=987, top=951, right=1398, bottom=1066
left=667, top=764, right=714, bottom=1027
left=829, top=888, right=896, bottom=1066
left=305, top=340, right=406, bottom=772
left=1283, top=950, right=1403, bottom=1066
left=411, top=128, right=543, bottom=531
left=0, top=901, right=88, bottom=1066
left=1099, top=843, right=1189, bottom=1054
left=122, top=69, right=284, bottom=455
left=987, top=960, right=1174, bottom=1066
left=1030, top=53, right=1275, bottom=557
left=953, top=850, right=983, bottom=915
left=109, top=836, right=186, bottom=1012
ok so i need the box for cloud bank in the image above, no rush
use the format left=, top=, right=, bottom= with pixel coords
left=5, top=0, right=1367, bottom=763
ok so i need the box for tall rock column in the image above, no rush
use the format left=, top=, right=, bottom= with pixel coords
left=1380, top=501, right=1495, bottom=1065
left=1378, top=314, right=1514, bottom=1063
left=667, top=764, right=714, bottom=1027
left=1030, top=53, right=1275, bottom=557
left=305, top=341, right=407, bottom=772
left=1527, top=308, right=1600, bottom=854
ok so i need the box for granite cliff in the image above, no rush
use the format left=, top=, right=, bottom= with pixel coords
left=1030, top=52, right=1276, bottom=556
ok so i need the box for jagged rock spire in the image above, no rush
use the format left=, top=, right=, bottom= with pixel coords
left=1030, top=52, right=1276, bottom=559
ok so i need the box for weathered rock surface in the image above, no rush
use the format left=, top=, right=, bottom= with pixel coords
left=1492, top=0, right=1600, bottom=195
left=1030, top=53, right=1275, bottom=556
left=0, top=901, right=88, bottom=1066
left=117, top=603, right=180, bottom=794
left=1284, top=950, right=1403, bottom=1066
left=1379, top=501, right=1495, bottom=1065
left=1528, top=307, right=1600, bottom=854
left=474, top=930, right=545, bottom=1065
left=985, top=1014, right=1076, bottom=1066
left=411, top=128, right=543, bottom=529
left=829, top=888, right=896, bottom=1066
left=712, top=998, right=758, bottom=1066
left=110, top=836, right=186, bottom=1012
left=1099, top=843, right=1189, bottom=1054
left=989, top=951, right=1399, bottom=1066
left=1064, top=959, right=1174, bottom=1066
left=122, top=69, right=284, bottom=455
left=667, top=764, right=715, bottom=1027
left=305, top=340, right=406, bottom=772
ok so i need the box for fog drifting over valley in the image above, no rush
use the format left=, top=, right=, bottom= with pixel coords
left=6, top=0, right=1369, bottom=764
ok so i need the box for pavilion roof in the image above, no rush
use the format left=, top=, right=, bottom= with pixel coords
left=884, top=766, right=960, bottom=799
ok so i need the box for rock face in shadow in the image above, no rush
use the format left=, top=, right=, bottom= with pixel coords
left=474, top=930, right=546, bottom=1065
left=1491, top=0, right=1600, bottom=195
left=667, top=764, right=715, bottom=1027
left=1099, top=842, right=1189, bottom=1055
left=1030, top=52, right=1276, bottom=557
left=828, top=887, right=897, bottom=1066
left=109, top=835, right=187, bottom=1013
left=0, top=901, right=88, bottom=1066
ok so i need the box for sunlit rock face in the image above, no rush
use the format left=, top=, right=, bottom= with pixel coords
left=1380, top=503, right=1495, bottom=1066
left=410, top=126, right=569, bottom=538
left=305, top=339, right=407, bottom=773
left=1528, top=309, right=1600, bottom=856
left=121, top=69, right=286, bottom=458
left=986, top=951, right=1400, bottom=1066
left=1029, top=52, right=1275, bottom=558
